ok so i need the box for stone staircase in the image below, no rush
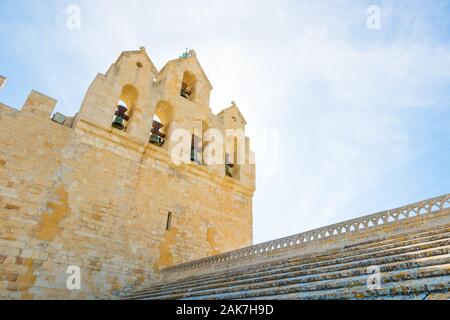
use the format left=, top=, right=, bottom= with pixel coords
left=126, top=194, right=450, bottom=300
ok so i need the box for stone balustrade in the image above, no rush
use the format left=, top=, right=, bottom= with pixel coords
left=163, top=193, right=450, bottom=273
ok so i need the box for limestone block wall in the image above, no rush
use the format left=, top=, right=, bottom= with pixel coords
left=0, top=104, right=254, bottom=299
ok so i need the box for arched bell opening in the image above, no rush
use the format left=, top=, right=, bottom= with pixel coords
left=149, top=101, right=174, bottom=147
left=180, top=71, right=197, bottom=102
left=112, top=85, right=139, bottom=131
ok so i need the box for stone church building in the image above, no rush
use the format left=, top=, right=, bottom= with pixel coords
left=0, top=48, right=255, bottom=299
left=0, top=48, right=449, bottom=300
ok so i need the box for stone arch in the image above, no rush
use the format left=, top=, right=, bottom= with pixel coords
left=112, top=84, right=139, bottom=131
left=119, top=85, right=139, bottom=111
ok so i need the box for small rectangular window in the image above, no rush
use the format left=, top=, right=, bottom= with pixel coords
left=166, top=212, right=173, bottom=231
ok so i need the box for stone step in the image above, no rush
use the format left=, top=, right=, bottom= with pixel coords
left=134, top=225, right=450, bottom=295
left=135, top=233, right=450, bottom=298
left=250, top=275, right=450, bottom=300
left=127, top=226, right=450, bottom=299
left=130, top=246, right=450, bottom=300
left=181, top=264, right=450, bottom=300
left=131, top=237, right=450, bottom=299
left=139, top=250, right=450, bottom=299
left=132, top=250, right=450, bottom=300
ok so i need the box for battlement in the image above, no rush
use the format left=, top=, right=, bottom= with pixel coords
left=22, top=90, right=57, bottom=118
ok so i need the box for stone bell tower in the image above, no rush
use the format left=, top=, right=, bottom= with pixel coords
left=74, top=47, right=255, bottom=186
left=74, top=47, right=158, bottom=144
left=72, top=45, right=256, bottom=275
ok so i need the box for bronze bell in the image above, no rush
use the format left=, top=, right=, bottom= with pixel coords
left=180, top=82, right=192, bottom=99
left=151, top=121, right=166, bottom=137
left=225, top=165, right=233, bottom=177
left=112, top=116, right=125, bottom=130
left=112, top=105, right=130, bottom=131
left=225, top=153, right=234, bottom=177
left=149, top=120, right=166, bottom=146
left=149, top=134, right=163, bottom=146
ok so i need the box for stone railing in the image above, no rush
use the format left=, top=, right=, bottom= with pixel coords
left=163, top=193, right=450, bottom=273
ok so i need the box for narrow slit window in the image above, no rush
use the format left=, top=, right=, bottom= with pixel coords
left=191, top=134, right=201, bottom=164
left=225, top=153, right=234, bottom=177
left=166, top=212, right=173, bottom=231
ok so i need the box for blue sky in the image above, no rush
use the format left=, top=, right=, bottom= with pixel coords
left=1, top=0, right=449, bottom=243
